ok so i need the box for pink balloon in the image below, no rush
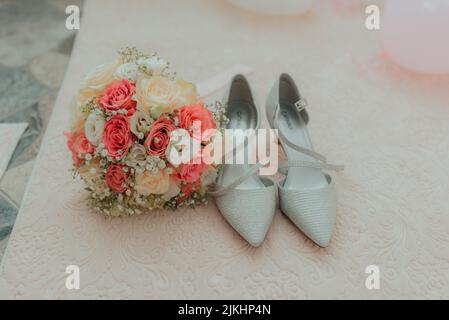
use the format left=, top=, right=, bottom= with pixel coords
left=381, top=0, right=449, bottom=74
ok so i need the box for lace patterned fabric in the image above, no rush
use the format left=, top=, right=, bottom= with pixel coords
left=1, top=0, right=449, bottom=299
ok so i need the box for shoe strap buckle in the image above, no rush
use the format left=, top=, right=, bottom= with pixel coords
left=294, top=98, right=308, bottom=112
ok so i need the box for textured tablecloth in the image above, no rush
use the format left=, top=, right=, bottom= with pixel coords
left=1, top=0, right=449, bottom=299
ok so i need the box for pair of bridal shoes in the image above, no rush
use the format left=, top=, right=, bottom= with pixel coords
left=210, top=74, right=343, bottom=248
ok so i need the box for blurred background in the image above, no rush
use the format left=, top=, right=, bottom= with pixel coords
left=0, top=0, right=83, bottom=256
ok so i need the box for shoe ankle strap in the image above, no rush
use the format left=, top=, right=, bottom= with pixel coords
left=272, top=102, right=343, bottom=170
left=279, top=160, right=344, bottom=175
left=276, top=126, right=327, bottom=163
left=208, top=161, right=268, bottom=197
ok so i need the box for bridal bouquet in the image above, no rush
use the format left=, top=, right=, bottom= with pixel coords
left=65, top=47, right=225, bottom=216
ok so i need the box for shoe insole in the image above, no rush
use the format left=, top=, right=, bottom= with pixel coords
left=221, top=101, right=264, bottom=190
left=278, top=102, right=327, bottom=190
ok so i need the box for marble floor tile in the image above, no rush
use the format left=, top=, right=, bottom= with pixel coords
left=0, top=123, right=28, bottom=180
left=0, top=160, right=35, bottom=205
left=0, top=0, right=82, bottom=262
left=0, top=0, right=77, bottom=67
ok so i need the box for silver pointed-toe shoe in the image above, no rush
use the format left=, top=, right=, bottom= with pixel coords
left=210, top=74, right=276, bottom=247
left=266, top=73, right=343, bottom=247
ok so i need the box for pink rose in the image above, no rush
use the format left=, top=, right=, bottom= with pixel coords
left=103, top=115, right=133, bottom=159
left=175, top=157, right=208, bottom=184
left=105, top=164, right=128, bottom=193
left=99, top=79, right=137, bottom=116
left=178, top=103, right=215, bottom=141
left=144, top=117, right=176, bottom=156
left=64, top=130, right=95, bottom=167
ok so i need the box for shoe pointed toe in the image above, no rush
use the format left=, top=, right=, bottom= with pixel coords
left=279, top=181, right=337, bottom=247
left=215, top=185, right=276, bottom=247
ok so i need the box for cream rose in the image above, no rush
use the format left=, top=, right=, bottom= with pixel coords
left=136, top=76, right=181, bottom=116
left=114, top=62, right=139, bottom=82
left=175, top=79, right=198, bottom=107
left=70, top=103, right=86, bottom=132
left=125, top=144, right=147, bottom=168
left=130, top=111, right=153, bottom=137
left=138, top=56, right=168, bottom=76
left=134, top=169, right=170, bottom=196
left=77, top=60, right=119, bottom=104
left=84, top=112, right=106, bottom=145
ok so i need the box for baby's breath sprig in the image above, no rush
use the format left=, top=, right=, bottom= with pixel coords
left=139, top=194, right=165, bottom=211
left=137, top=55, right=175, bottom=79
left=118, top=46, right=150, bottom=64
left=209, top=101, right=228, bottom=129
left=186, top=191, right=208, bottom=208
left=70, top=167, right=79, bottom=179
left=103, top=107, right=130, bottom=119
left=164, top=198, right=179, bottom=211
left=168, top=70, right=176, bottom=81
left=80, top=97, right=98, bottom=115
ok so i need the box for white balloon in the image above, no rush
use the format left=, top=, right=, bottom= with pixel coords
left=381, top=0, right=449, bottom=74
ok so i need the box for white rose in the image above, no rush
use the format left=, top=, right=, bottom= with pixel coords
left=84, top=112, right=106, bottom=145
left=138, top=56, right=168, bottom=76
left=130, top=111, right=153, bottom=136
left=125, top=144, right=147, bottom=168
left=114, top=62, right=139, bottom=82
left=162, top=180, right=181, bottom=201
left=165, top=129, right=200, bottom=167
